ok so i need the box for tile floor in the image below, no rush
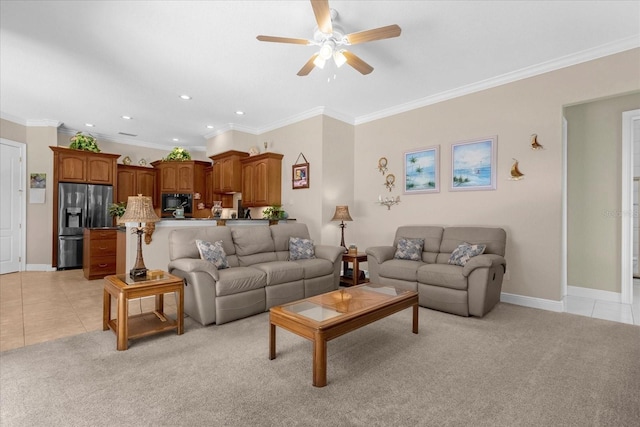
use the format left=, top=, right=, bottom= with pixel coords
left=564, top=279, right=640, bottom=326
left=1, top=270, right=638, bottom=352
left=0, top=270, right=176, bottom=352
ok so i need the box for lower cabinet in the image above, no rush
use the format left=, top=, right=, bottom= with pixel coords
left=83, top=228, right=117, bottom=280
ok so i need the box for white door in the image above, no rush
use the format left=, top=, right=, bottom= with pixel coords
left=0, top=139, right=24, bottom=274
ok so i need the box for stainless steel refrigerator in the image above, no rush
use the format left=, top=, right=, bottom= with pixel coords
left=58, top=183, right=113, bottom=269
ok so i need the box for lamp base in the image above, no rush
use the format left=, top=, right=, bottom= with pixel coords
left=129, top=267, right=148, bottom=280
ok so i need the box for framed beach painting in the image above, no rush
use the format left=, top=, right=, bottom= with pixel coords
left=450, top=136, right=497, bottom=191
left=404, top=146, right=439, bottom=194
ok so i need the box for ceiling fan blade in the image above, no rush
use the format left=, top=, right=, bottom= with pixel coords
left=311, top=0, right=332, bottom=34
left=344, top=24, right=402, bottom=45
left=297, top=54, right=318, bottom=76
left=256, top=35, right=311, bottom=45
left=342, top=50, right=374, bottom=75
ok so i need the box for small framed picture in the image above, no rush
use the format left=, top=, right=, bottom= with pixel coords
left=404, top=146, right=439, bottom=194
left=450, top=136, right=497, bottom=191
left=292, top=163, right=309, bottom=189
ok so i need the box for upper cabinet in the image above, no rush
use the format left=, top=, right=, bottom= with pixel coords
left=241, top=152, right=283, bottom=207
left=209, top=150, right=249, bottom=193
left=151, top=160, right=210, bottom=193
left=50, top=146, right=119, bottom=185
left=117, top=165, right=157, bottom=206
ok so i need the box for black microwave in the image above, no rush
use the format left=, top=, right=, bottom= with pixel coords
left=161, top=193, right=193, bottom=216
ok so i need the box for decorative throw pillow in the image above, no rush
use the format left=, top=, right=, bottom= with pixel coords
left=196, top=239, right=229, bottom=269
left=448, top=242, right=486, bottom=266
left=393, top=237, right=424, bottom=261
left=289, top=237, right=316, bottom=260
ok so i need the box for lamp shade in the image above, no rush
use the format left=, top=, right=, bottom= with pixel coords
left=119, top=195, right=160, bottom=224
left=331, top=205, right=353, bottom=222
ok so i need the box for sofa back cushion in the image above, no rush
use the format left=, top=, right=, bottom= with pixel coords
left=169, top=226, right=238, bottom=266
left=231, top=226, right=277, bottom=266
left=270, top=223, right=312, bottom=261
left=437, top=227, right=506, bottom=264
left=394, top=226, right=444, bottom=264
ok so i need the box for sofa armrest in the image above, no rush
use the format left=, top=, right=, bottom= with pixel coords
left=314, top=245, right=344, bottom=264
left=462, top=254, right=506, bottom=277
left=365, top=246, right=396, bottom=264
left=168, top=258, right=220, bottom=281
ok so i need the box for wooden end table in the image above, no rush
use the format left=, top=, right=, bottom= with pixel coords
left=340, top=252, right=370, bottom=287
left=103, top=272, right=184, bottom=351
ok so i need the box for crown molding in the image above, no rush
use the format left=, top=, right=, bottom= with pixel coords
left=355, top=36, right=640, bottom=125
left=0, top=111, right=28, bottom=125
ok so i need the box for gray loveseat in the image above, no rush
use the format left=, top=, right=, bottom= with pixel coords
left=168, top=223, right=344, bottom=325
left=366, top=226, right=507, bottom=317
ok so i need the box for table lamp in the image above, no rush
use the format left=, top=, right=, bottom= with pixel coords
left=331, top=205, right=353, bottom=253
left=119, top=195, right=160, bottom=279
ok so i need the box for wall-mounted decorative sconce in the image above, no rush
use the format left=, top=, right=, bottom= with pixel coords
left=378, top=195, right=400, bottom=210
left=378, top=157, right=388, bottom=174
left=384, top=174, right=395, bottom=191
left=509, top=158, right=525, bottom=180
left=530, top=134, right=543, bottom=150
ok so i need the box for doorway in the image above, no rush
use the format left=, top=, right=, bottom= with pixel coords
left=622, top=109, right=639, bottom=304
left=0, top=138, right=26, bottom=274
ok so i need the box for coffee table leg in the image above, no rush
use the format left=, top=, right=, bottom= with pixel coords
left=313, top=332, right=327, bottom=387
left=103, top=289, right=110, bottom=331
left=116, top=292, right=128, bottom=351
left=413, top=303, right=419, bottom=334
left=269, top=323, right=277, bottom=360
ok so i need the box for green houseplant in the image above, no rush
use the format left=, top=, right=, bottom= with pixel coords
left=163, top=146, right=191, bottom=161
left=262, top=205, right=284, bottom=220
left=69, top=131, right=101, bottom=152
left=108, top=202, right=127, bottom=218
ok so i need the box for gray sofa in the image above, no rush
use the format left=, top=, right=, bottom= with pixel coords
left=366, top=226, right=507, bottom=317
left=167, top=223, right=344, bottom=325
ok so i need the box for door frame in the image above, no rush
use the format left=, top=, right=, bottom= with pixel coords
left=621, top=109, right=639, bottom=305
left=0, top=138, right=27, bottom=273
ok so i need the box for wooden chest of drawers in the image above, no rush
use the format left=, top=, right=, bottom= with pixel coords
left=83, top=228, right=117, bottom=280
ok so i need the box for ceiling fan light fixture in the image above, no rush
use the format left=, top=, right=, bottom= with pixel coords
left=333, top=49, right=347, bottom=68
left=313, top=55, right=326, bottom=69
left=318, top=41, right=335, bottom=60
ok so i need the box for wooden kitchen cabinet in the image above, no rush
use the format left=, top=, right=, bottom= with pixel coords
left=83, top=228, right=117, bottom=280
left=151, top=160, right=209, bottom=194
left=51, top=146, right=119, bottom=184
left=117, top=165, right=157, bottom=206
left=209, top=150, right=248, bottom=193
left=240, top=152, right=283, bottom=207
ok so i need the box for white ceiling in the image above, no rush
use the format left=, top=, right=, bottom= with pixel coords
left=1, top=1, right=639, bottom=151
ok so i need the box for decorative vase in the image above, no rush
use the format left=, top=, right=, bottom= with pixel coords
left=211, top=201, right=223, bottom=218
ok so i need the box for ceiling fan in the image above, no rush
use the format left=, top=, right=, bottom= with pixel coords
left=256, top=0, right=401, bottom=76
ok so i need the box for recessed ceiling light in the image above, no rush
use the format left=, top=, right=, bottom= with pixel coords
left=235, top=111, right=245, bottom=115
left=206, top=125, right=214, bottom=129
left=85, top=123, right=94, bottom=127
left=121, top=115, right=132, bottom=120
left=172, top=138, right=179, bottom=142
left=179, top=95, right=192, bottom=100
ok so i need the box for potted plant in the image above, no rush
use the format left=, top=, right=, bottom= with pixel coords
left=163, top=146, right=191, bottom=161
left=262, top=205, right=284, bottom=220
left=69, top=131, right=100, bottom=152
left=108, top=202, right=127, bottom=223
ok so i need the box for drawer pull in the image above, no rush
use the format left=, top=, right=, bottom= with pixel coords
left=99, top=263, right=108, bottom=268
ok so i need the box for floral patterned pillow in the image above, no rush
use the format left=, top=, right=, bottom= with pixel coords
left=448, top=242, right=486, bottom=266
left=289, top=237, right=316, bottom=260
left=393, top=237, right=425, bottom=261
left=196, top=239, right=229, bottom=269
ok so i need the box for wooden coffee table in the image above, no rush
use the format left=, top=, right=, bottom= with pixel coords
left=269, top=283, right=418, bottom=387
left=103, top=272, right=184, bottom=350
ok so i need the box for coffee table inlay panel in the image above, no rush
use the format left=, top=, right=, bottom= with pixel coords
left=269, top=284, right=418, bottom=387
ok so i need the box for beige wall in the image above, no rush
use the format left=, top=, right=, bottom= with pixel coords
left=0, top=118, right=27, bottom=143
left=565, top=93, right=640, bottom=293
left=352, top=48, right=640, bottom=302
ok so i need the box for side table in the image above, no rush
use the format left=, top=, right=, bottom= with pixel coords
left=340, top=252, right=370, bottom=287
left=103, top=272, right=184, bottom=351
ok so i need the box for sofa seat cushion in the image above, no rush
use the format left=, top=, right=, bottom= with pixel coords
left=417, top=264, right=467, bottom=290
left=291, top=258, right=334, bottom=279
left=252, top=261, right=304, bottom=286
left=215, top=266, right=266, bottom=297
left=379, top=259, right=425, bottom=282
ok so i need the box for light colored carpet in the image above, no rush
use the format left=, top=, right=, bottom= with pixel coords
left=1, top=302, right=639, bottom=426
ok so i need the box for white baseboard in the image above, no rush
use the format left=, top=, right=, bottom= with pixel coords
left=26, top=264, right=56, bottom=272
left=567, top=285, right=622, bottom=303
left=500, top=292, right=565, bottom=312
